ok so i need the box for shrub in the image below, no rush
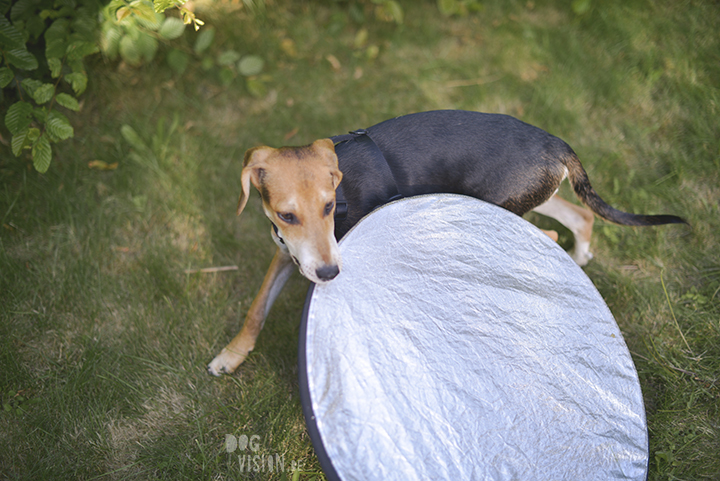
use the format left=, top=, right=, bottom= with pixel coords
left=0, top=0, right=199, bottom=173
left=1, top=0, right=101, bottom=172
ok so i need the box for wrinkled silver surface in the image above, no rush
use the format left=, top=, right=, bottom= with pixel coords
left=304, top=194, right=648, bottom=481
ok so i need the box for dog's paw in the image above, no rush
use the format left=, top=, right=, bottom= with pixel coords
left=207, top=348, right=247, bottom=376
left=570, top=242, right=594, bottom=267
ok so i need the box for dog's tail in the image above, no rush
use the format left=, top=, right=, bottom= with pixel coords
left=562, top=152, right=687, bottom=226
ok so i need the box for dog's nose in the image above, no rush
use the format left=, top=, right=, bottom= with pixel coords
left=316, top=264, right=340, bottom=282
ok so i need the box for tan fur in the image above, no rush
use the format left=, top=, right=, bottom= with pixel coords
left=208, top=141, right=597, bottom=375
left=532, top=195, right=595, bottom=265
left=208, top=139, right=342, bottom=375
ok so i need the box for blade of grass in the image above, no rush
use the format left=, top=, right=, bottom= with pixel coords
left=660, top=270, right=693, bottom=354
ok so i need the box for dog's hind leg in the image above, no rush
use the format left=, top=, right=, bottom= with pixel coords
left=208, top=248, right=295, bottom=375
left=532, top=194, right=595, bottom=266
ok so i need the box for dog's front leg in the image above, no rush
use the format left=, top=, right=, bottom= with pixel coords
left=208, top=248, right=295, bottom=375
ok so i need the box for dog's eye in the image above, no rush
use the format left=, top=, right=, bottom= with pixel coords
left=323, top=201, right=334, bottom=217
left=277, top=212, right=297, bottom=224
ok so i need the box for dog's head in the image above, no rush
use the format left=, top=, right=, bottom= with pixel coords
left=238, top=139, right=343, bottom=284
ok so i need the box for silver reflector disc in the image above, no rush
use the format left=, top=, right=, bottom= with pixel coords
left=299, top=194, right=648, bottom=481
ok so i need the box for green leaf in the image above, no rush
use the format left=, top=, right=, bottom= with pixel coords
left=153, top=0, right=178, bottom=13
left=45, top=38, right=68, bottom=60
left=375, top=0, right=403, bottom=24
left=217, top=50, right=241, bottom=67
left=106, top=0, right=126, bottom=14
left=0, top=66, right=13, bottom=88
left=44, top=18, right=69, bottom=43
left=32, top=107, right=47, bottom=124
left=20, top=78, right=42, bottom=96
left=32, top=83, right=55, bottom=105
left=44, top=18, right=69, bottom=58
left=245, top=78, right=267, bottom=98
left=66, top=40, right=99, bottom=61
left=11, top=128, right=29, bottom=156
left=385, top=1, right=404, bottom=24
left=5, top=47, right=38, bottom=70
left=116, top=6, right=132, bottom=22
left=437, top=0, right=458, bottom=16
left=55, top=93, right=80, bottom=111
left=70, top=11, right=96, bottom=39
left=119, top=31, right=158, bottom=65
left=32, top=134, right=52, bottom=173
left=64, top=71, right=87, bottom=95
left=167, top=48, right=189, bottom=75
left=5, top=101, right=33, bottom=135
left=46, top=112, right=74, bottom=140
left=120, top=124, right=148, bottom=151
left=218, top=67, right=234, bottom=86
left=25, top=14, right=45, bottom=39
left=200, top=56, right=213, bottom=71
left=21, top=79, right=54, bottom=104
left=100, top=24, right=123, bottom=59
left=572, top=0, right=591, bottom=15
left=238, top=55, right=264, bottom=77
left=27, top=127, right=40, bottom=143
left=68, top=59, right=84, bottom=74
left=119, top=35, right=142, bottom=65
left=39, top=8, right=57, bottom=20
left=0, top=15, right=24, bottom=48
left=135, top=32, right=158, bottom=63
left=193, top=26, right=214, bottom=54
left=133, top=3, right=162, bottom=30
left=159, top=17, right=185, bottom=40
left=10, top=0, right=34, bottom=22
left=47, top=57, right=62, bottom=78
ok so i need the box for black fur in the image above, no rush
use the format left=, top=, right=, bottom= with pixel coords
left=331, top=110, right=685, bottom=239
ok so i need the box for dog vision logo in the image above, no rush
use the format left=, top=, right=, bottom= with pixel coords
left=225, top=434, right=304, bottom=474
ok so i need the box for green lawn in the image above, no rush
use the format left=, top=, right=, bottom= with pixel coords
left=1, top=0, right=718, bottom=479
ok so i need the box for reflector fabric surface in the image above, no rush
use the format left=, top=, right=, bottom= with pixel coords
left=300, top=194, right=648, bottom=481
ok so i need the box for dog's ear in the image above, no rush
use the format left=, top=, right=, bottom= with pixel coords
left=311, top=139, right=343, bottom=189
left=331, top=168, right=343, bottom=189
left=310, top=139, right=337, bottom=164
left=238, top=146, right=274, bottom=217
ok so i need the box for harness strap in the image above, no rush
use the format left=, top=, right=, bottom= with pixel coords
left=331, top=129, right=402, bottom=221
left=272, top=222, right=284, bottom=244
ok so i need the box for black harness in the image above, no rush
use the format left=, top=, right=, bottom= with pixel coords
left=272, top=222, right=284, bottom=244
left=331, top=129, right=402, bottom=221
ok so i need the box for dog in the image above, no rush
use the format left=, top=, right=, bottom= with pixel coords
left=207, top=110, right=686, bottom=375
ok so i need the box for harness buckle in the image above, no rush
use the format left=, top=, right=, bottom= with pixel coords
left=335, top=200, right=348, bottom=220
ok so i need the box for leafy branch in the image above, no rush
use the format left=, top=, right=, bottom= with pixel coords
left=2, top=0, right=486, bottom=173
left=0, top=0, right=95, bottom=172
left=0, top=0, right=201, bottom=173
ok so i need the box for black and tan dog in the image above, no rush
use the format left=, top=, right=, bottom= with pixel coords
left=208, top=110, right=685, bottom=375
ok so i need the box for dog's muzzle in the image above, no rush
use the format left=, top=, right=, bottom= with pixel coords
left=315, top=264, right=340, bottom=282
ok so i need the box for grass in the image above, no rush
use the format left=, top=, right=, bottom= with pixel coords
left=1, top=0, right=718, bottom=479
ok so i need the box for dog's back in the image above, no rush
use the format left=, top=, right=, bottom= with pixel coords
left=334, top=110, right=685, bottom=239
left=335, top=111, right=573, bottom=237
